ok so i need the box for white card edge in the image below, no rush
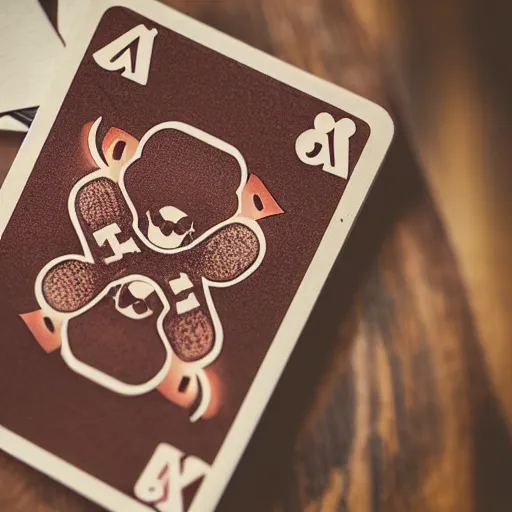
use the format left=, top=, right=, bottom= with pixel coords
left=0, top=1, right=394, bottom=511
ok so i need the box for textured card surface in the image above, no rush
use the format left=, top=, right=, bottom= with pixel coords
left=0, top=1, right=393, bottom=511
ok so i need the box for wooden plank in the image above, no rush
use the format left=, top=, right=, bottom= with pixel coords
left=348, top=0, right=512, bottom=439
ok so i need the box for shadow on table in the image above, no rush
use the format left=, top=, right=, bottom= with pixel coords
left=218, top=118, right=426, bottom=511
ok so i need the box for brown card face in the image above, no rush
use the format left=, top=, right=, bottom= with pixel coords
left=0, top=1, right=393, bottom=511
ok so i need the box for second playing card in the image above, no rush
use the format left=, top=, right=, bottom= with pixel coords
left=0, top=1, right=393, bottom=511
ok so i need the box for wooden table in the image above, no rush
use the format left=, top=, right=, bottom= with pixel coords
left=1, top=1, right=511, bottom=511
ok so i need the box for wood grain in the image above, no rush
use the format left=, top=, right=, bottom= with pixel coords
left=348, top=0, right=512, bottom=436
left=1, top=1, right=511, bottom=511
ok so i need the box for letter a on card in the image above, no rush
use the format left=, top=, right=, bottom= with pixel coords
left=93, top=24, right=158, bottom=85
left=134, top=444, right=210, bottom=512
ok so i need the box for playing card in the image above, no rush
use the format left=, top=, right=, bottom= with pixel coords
left=0, top=1, right=393, bottom=511
left=0, top=115, right=27, bottom=133
left=0, top=0, right=83, bottom=132
left=0, top=0, right=64, bottom=114
left=56, top=0, right=82, bottom=45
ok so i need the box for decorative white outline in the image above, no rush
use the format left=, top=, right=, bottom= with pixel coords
left=118, top=121, right=248, bottom=254
left=59, top=273, right=172, bottom=396
left=87, top=116, right=108, bottom=169
left=190, top=370, right=212, bottom=423
left=34, top=124, right=266, bottom=395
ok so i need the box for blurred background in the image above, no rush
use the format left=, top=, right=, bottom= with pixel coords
left=1, top=0, right=511, bottom=511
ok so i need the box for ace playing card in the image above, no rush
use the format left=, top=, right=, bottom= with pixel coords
left=0, top=1, right=394, bottom=511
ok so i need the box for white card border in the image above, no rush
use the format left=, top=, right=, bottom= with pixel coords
left=0, top=1, right=394, bottom=511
